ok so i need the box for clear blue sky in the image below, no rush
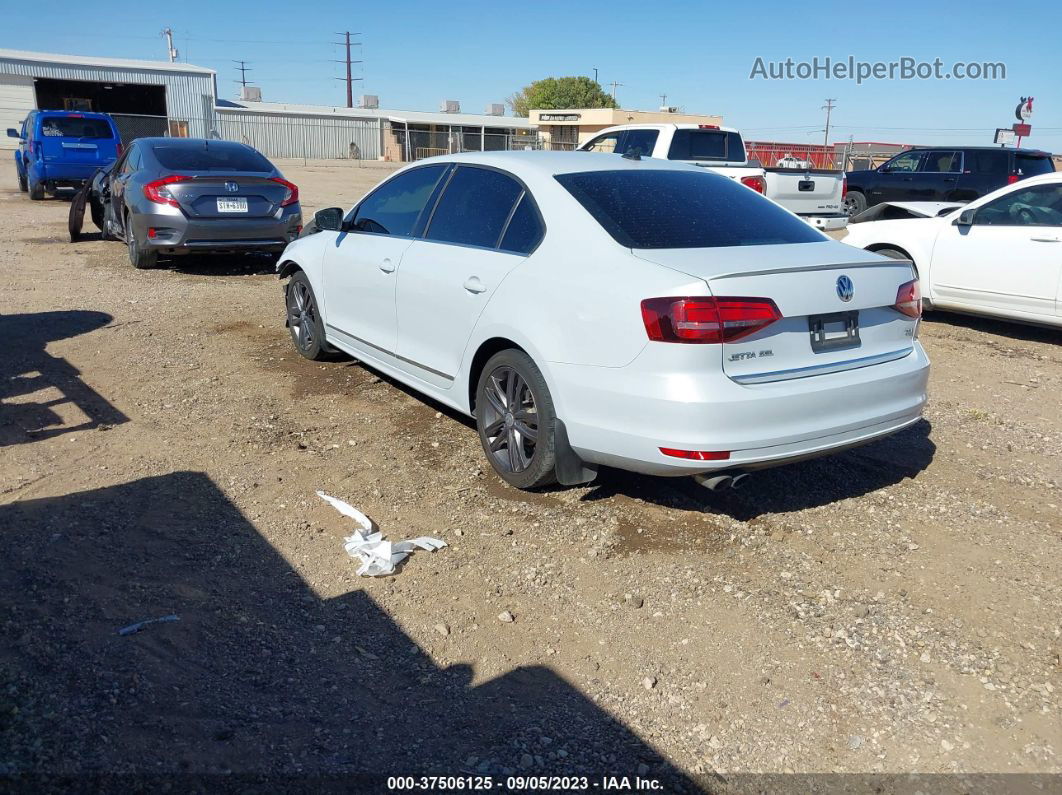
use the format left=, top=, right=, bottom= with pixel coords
left=4, top=0, right=1061, bottom=149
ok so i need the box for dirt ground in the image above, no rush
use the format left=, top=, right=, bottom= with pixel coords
left=1, top=158, right=1059, bottom=790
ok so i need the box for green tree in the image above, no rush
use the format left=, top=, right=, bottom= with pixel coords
left=508, top=76, right=616, bottom=117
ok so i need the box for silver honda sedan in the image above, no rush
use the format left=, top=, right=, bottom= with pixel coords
left=70, top=138, right=302, bottom=268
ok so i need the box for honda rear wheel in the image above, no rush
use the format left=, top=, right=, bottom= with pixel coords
left=127, top=222, right=157, bottom=269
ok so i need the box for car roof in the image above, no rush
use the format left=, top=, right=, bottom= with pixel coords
left=907, top=145, right=1052, bottom=155
left=35, top=110, right=113, bottom=119
left=414, top=150, right=706, bottom=177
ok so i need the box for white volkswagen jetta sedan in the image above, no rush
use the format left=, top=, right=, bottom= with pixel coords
left=278, top=151, right=929, bottom=490
left=843, top=173, right=1062, bottom=328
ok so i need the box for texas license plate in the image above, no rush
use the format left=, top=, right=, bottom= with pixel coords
left=809, top=311, right=860, bottom=352
left=216, top=197, right=248, bottom=213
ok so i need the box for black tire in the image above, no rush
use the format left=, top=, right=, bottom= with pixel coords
left=28, top=178, right=44, bottom=201
left=843, top=190, right=867, bottom=217
left=127, top=221, right=157, bottom=269
left=90, top=199, right=106, bottom=234
left=17, top=168, right=27, bottom=193
left=475, top=349, right=557, bottom=490
left=285, top=271, right=331, bottom=361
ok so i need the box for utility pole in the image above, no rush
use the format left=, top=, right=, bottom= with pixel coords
left=234, top=61, right=252, bottom=88
left=609, top=81, right=623, bottom=104
left=593, top=67, right=599, bottom=84
left=161, top=28, right=178, bottom=63
left=660, top=93, right=668, bottom=109
left=333, top=31, right=363, bottom=108
left=821, top=98, right=837, bottom=148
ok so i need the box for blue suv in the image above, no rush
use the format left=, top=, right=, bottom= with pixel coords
left=8, top=110, right=122, bottom=200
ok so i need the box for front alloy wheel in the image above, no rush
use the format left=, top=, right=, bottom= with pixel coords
left=475, top=350, right=557, bottom=489
left=285, top=272, right=332, bottom=361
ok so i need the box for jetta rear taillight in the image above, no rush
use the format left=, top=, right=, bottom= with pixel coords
left=740, top=175, right=766, bottom=194
left=270, top=177, right=299, bottom=207
left=894, top=279, right=922, bottom=318
left=641, top=297, right=782, bottom=344
left=144, top=174, right=191, bottom=207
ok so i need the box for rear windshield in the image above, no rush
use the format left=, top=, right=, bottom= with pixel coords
left=667, top=129, right=746, bottom=162
left=555, top=169, right=824, bottom=249
left=40, top=116, right=114, bottom=139
left=1015, top=154, right=1055, bottom=177
left=152, top=142, right=273, bottom=172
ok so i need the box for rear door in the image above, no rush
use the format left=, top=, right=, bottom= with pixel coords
left=38, top=114, right=117, bottom=170
left=395, top=165, right=542, bottom=386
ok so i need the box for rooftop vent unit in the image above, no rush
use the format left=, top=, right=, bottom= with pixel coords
left=659, top=105, right=679, bottom=113
left=360, top=94, right=379, bottom=109
left=440, top=100, right=461, bottom=114
left=240, top=85, right=262, bottom=102
left=485, top=103, right=505, bottom=116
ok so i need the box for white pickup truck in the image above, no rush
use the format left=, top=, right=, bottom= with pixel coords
left=577, top=123, right=848, bottom=231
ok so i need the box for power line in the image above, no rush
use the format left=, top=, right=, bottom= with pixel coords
left=233, top=60, right=252, bottom=88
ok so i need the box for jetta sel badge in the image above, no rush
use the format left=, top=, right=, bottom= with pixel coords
left=836, top=274, right=854, bottom=302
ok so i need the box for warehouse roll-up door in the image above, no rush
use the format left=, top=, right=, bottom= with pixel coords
left=0, top=74, right=34, bottom=150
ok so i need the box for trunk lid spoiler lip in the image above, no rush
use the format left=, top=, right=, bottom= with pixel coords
left=631, top=251, right=914, bottom=282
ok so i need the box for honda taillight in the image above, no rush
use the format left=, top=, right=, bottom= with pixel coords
left=144, top=174, right=190, bottom=208
left=641, top=297, right=782, bottom=344
left=842, top=176, right=848, bottom=199
left=740, top=174, right=766, bottom=194
left=894, top=279, right=922, bottom=318
left=270, top=177, right=299, bottom=207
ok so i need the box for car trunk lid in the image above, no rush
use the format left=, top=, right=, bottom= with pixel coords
left=634, top=241, right=919, bottom=383
left=163, top=174, right=291, bottom=219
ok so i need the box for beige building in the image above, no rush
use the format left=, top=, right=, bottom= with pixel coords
left=528, top=107, right=725, bottom=150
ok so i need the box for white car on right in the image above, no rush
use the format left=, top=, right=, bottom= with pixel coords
left=843, top=173, right=1062, bottom=328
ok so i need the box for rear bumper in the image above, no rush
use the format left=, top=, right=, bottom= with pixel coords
left=130, top=207, right=303, bottom=254
left=33, top=162, right=110, bottom=184
left=802, top=213, right=849, bottom=231
left=551, top=342, right=930, bottom=476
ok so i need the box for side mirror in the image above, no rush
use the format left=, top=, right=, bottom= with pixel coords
left=953, top=209, right=976, bottom=226
left=314, top=207, right=344, bottom=232
left=6, top=128, right=20, bottom=139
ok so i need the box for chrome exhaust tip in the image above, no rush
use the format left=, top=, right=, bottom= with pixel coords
left=730, top=472, right=750, bottom=490
left=694, top=473, right=733, bottom=491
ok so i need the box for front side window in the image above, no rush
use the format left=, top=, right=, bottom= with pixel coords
left=584, top=133, right=620, bottom=154
left=974, top=184, right=1062, bottom=226
left=883, top=151, right=922, bottom=172
left=425, top=166, right=524, bottom=249
left=351, top=164, right=448, bottom=236
left=556, top=169, right=824, bottom=249
left=921, top=151, right=961, bottom=173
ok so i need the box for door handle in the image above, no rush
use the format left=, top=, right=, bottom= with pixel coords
left=379, top=258, right=395, bottom=273
left=902, top=176, right=913, bottom=181
left=463, top=276, right=487, bottom=294
left=1029, top=236, right=1060, bottom=243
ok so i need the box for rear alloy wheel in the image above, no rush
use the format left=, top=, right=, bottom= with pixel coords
left=843, top=190, right=867, bottom=217
left=285, top=271, right=331, bottom=361
left=476, top=350, right=557, bottom=489
left=127, top=222, right=157, bottom=269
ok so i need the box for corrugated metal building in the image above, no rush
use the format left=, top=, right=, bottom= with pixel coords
left=0, top=48, right=216, bottom=149
left=215, top=100, right=538, bottom=162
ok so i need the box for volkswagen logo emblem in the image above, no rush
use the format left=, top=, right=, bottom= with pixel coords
left=224, top=181, right=239, bottom=193
left=836, top=275, right=854, bottom=302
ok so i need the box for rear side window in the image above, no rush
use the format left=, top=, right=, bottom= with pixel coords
left=352, top=164, right=447, bottom=236
left=972, top=150, right=1008, bottom=176
left=426, top=166, right=524, bottom=249
left=152, top=142, right=273, bottom=172
left=667, top=130, right=745, bottom=162
left=499, top=194, right=544, bottom=254
left=39, top=116, right=113, bottom=139
left=556, top=169, right=824, bottom=249
left=1015, top=154, right=1055, bottom=177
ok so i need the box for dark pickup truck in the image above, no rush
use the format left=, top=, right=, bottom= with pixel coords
left=843, top=146, right=1055, bottom=216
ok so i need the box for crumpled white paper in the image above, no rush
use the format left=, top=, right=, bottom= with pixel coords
left=317, top=491, right=447, bottom=576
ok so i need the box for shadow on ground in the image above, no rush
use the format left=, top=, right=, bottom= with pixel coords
left=583, top=419, right=936, bottom=521
left=0, top=311, right=128, bottom=446
left=923, top=310, right=1062, bottom=345
left=165, top=253, right=280, bottom=277
left=0, top=472, right=700, bottom=791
